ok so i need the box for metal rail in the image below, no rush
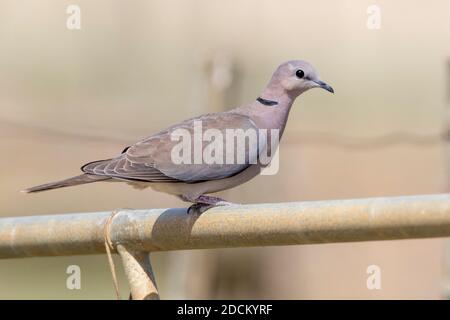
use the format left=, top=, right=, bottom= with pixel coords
left=2, top=194, right=450, bottom=259
left=2, top=193, right=450, bottom=299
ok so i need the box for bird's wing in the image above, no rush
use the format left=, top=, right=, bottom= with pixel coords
left=82, top=112, right=264, bottom=183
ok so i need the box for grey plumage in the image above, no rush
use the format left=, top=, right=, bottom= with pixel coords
left=23, top=174, right=109, bottom=193
left=81, top=112, right=258, bottom=182
left=23, top=60, right=333, bottom=210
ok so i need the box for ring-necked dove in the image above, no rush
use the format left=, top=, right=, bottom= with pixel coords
left=24, top=60, right=333, bottom=213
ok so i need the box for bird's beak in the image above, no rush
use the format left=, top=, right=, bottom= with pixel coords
left=314, top=80, right=334, bottom=93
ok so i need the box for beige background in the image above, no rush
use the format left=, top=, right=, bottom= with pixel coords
left=0, top=0, right=449, bottom=299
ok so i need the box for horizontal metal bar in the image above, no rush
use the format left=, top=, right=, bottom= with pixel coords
left=1, top=194, right=450, bottom=259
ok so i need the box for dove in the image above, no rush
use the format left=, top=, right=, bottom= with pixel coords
left=23, top=60, right=333, bottom=213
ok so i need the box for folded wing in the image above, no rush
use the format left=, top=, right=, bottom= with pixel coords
left=82, top=112, right=263, bottom=183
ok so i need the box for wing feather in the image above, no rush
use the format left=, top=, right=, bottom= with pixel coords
left=81, top=112, right=263, bottom=183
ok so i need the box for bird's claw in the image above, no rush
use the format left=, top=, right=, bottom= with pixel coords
left=187, top=203, right=213, bottom=215
left=187, top=196, right=236, bottom=215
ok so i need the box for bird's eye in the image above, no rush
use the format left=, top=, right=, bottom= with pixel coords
left=295, top=70, right=305, bottom=79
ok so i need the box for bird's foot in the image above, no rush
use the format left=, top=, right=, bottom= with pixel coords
left=187, top=195, right=235, bottom=215
left=187, top=203, right=214, bottom=215
left=195, top=195, right=231, bottom=205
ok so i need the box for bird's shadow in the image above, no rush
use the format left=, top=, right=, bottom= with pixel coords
left=150, top=207, right=202, bottom=250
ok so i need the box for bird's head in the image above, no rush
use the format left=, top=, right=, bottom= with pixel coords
left=268, top=60, right=334, bottom=97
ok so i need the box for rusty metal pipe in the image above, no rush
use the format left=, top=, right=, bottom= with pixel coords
left=1, top=194, right=450, bottom=259
left=117, top=245, right=159, bottom=300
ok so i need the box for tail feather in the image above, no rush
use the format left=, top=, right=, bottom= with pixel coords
left=22, top=174, right=110, bottom=193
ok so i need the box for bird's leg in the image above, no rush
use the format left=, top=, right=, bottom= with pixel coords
left=187, top=203, right=212, bottom=215
left=187, top=195, right=234, bottom=215
left=195, top=195, right=233, bottom=206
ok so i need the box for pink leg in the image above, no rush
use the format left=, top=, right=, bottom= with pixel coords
left=187, top=195, right=233, bottom=214
left=195, top=195, right=228, bottom=205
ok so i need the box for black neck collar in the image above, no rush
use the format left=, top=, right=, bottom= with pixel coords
left=257, top=97, right=278, bottom=106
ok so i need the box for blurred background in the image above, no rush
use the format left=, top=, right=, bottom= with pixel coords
left=1, top=0, right=450, bottom=299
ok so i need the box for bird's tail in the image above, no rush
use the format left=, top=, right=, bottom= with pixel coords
left=22, top=174, right=110, bottom=193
